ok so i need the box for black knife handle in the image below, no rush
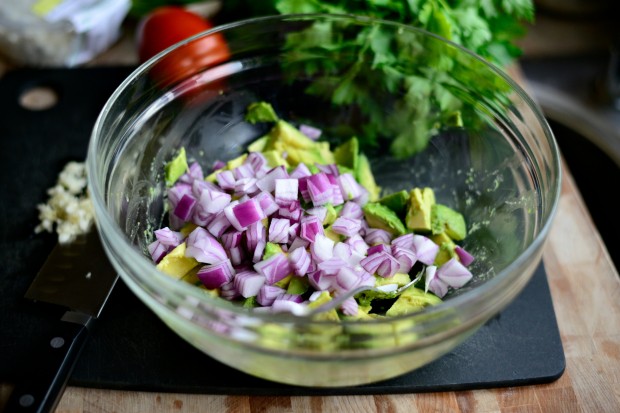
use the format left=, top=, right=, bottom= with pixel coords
left=5, top=313, right=91, bottom=413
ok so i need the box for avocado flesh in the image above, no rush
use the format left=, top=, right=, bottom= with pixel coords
left=363, top=202, right=407, bottom=236
left=264, top=120, right=335, bottom=167
left=430, top=232, right=458, bottom=266
left=333, top=137, right=359, bottom=170
left=405, top=187, right=435, bottom=232
left=378, top=190, right=410, bottom=217
left=385, top=287, right=442, bottom=317
left=355, top=153, right=381, bottom=201
left=431, top=203, right=467, bottom=241
left=156, top=243, right=199, bottom=279
left=164, top=147, right=188, bottom=187
left=245, top=101, right=279, bottom=124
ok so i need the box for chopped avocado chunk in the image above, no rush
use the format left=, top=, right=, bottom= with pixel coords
left=245, top=101, right=279, bottom=124
left=363, top=202, right=406, bottom=236
left=356, top=154, right=381, bottom=201
left=405, top=187, right=435, bottom=233
left=196, top=284, right=220, bottom=297
left=247, top=136, right=269, bottom=153
left=179, top=222, right=198, bottom=237
left=262, top=150, right=289, bottom=168
left=164, top=147, right=188, bottom=187
left=156, top=243, right=199, bottom=278
left=323, top=226, right=343, bottom=242
left=374, top=272, right=411, bottom=287
left=180, top=266, right=202, bottom=286
left=226, top=154, right=247, bottom=170
left=431, top=204, right=467, bottom=241
left=385, top=287, right=442, bottom=317
left=431, top=233, right=458, bottom=266
left=307, top=291, right=340, bottom=322
left=263, top=242, right=283, bottom=260
left=323, top=203, right=338, bottom=226
left=243, top=296, right=258, bottom=308
left=274, top=274, right=293, bottom=288
left=333, top=137, right=359, bottom=170
left=378, top=190, right=410, bottom=216
left=263, top=120, right=335, bottom=167
left=287, top=276, right=309, bottom=295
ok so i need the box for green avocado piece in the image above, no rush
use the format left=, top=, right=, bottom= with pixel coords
left=261, top=150, right=289, bottom=168
left=164, top=147, right=188, bottom=187
left=355, top=154, right=381, bottom=202
left=247, top=136, right=268, bottom=153
left=374, top=272, right=411, bottom=287
left=431, top=233, right=458, bottom=266
left=323, top=203, right=338, bottom=226
left=333, top=137, right=359, bottom=170
left=286, top=276, right=309, bottom=295
left=363, top=202, right=406, bottom=236
left=245, top=101, right=279, bottom=124
left=405, top=187, right=435, bottom=233
left=242, top=296, right=258, bottom=308
left=431, top=203, right=467, bottom=241
left=263, top=242, right=283, bottom=260
left=307, top=291, right=340, bottom=322
left=385, top=287, right=442, bottom=317
left=226, top=153, right=247, bottom=170
left=378, top=190, right=410, bottom=217
left=264, top=120, right=335, bottom=167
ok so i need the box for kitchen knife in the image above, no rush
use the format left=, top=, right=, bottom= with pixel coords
left=5, top=228, right=118, bottom=413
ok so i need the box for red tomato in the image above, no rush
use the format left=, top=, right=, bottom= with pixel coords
left=136, top=6, right=230, bottom=87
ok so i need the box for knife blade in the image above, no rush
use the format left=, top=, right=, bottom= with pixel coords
left=5, top=228, right=118, bottom=413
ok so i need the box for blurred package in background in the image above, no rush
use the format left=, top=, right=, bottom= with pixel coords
left=0, top=0, right=130, bottom=67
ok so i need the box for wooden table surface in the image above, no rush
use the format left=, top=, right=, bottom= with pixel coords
left=1, top=15, right=619, bottom=413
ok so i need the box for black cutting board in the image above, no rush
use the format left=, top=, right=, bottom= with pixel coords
left=0, top=67, right=565, bottom=395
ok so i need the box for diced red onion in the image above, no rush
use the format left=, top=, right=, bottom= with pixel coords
left=245, top=220, right=266, bottom=251
left=185, top=227, right=228, bottom=264
left=298, top=176, right=310, bottom=202
left=305, top=206, right=327, bottom=223
left=253, top=191, right=279, bottom=216
left=392, top=245, right=417, bottom=273
left=336, top=266, right=361, bottom=291
left=300, top=215, right=324, bottom=242
left=327, top=173, right=344, bottom=205
left=197, top=186, right=231, bottom=214
left=367, top=243, right=391, bottom=255
left=216, top=170, right=236, bottom=190
left=206, top=210, right=232, bottom=238
left=364, top=228, right=393, bottom=245
left=253, top=240, right=266, bottom=263
left=225, top=198, right=265, bottom=231
left=455, top=246, right=475, bottom=267
left=196, top=259, right=235, bottom=289
left=307, top=270, right=335, bottom=291
left=148, top=240, right=167, bottom=263
left=179, top=161, right=204, bottom=184
left=340, top=296, right=358, bottom=316
left=270, top=300, right=308, bottom=315
left=278, top=200, right=303, bottom=222
left=290, top=163, right=312, bottom=179
left=245, top=152, right=268, bottom=173
left=339, top=201, right=363, bottom=220
left=233, top=270, right=266, bottom=298
left=269, top=218, right=291, bottom=244
left=254, top=253, right=292, bottom=284
left=345, top=234, right=369, bottom=256
left=191, top=179, right=220, bottom=199
left=307, top=172, right=333, bottom=206
left=173, top=193, right=197, bottom=221
left=256, top=285, right=286, bottom=306
left=360, top=251, right=389, bottom=275
left=234, top=177, right=259, bottom=197
left=391, top=233, right=414, bottom=250
left=154, top=227, right=184, bottom=249
left=436, top=258, right=473, bottom=288
left=318, top=258, right=347, bottom=276
left=256, top=166, right=288, bottom=193
left=219, top=279, right=241, bottom=300
left=310, top=234, right=335, bottom=263
left=212, top=160, right=226, bottom=171
left=279, top=293, right=304, bottom=303
left=315, top=163, right=339, bottom=177
left=220, top=230, right=243, bottom=249
left=425, top=265, right=448, bottom=298
left=274, top=178, right=299, bottom=205
left=308, top=290, right=325, bottom=302
left=288, top=222, right=299, bottom=238
left=333, top=242, right=363, bottom=266
left=228, top=246, right=245, bottom=266
left=352, top=187, right=369, bottom=206
left=288, top=236, right=309, bottom=252
left=375, top=283, right=399, bottom=293
left=299, top=124, right=322, bottom=140
left=338, top=173, right=364, bottom=201
left=233, top=163, right=255, bottom=180
left=412, top=235, right=439, bottom=265
left=288, top=246, right=311, bottom=276
left=376, top=253, right=400, bottom=278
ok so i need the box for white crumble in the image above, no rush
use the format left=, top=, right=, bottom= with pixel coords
left=35, top=161, right=94, bottom=244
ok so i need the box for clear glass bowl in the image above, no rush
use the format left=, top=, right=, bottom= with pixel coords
left=87, top=13, right=561, bottom=387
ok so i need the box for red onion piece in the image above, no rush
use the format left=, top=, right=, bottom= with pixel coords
left=245, top=220, right=266, bottom=251
left=305, top=206, right=327, bottom=223
left=288, top=246, right=311, bottom=276
left=307, top=270, right=335, bottom=291
left=412, top=235, right=439, bottom=265
left=154, top=227, right=184, bottom=249
left=300, top=215, right=324, bottom=242
left=391, top=233, right=414, bottom=250
left=436, top=258, right=473, bottom=288
left=225, top=198, right=265, bottom=231
left=331, top=217, right=362, bottom=237
left=212, top=160, right=226, bottom=171
left=327, top=173, right=344, bottom=205
left=185, top=227, right=228, bottom=264
left=148, top=240, right=167, bottom=263
left=392, top=245, right=417, bottom=273
left=338, top=173, right=363, bottom=201
left=197, top=259, right=235, bottom=289
left=307, top=172, right=333, bottom=206
left=233, top=270, right=266, bottom=298
left=274, top=178, right=299, bottom=205
left=256, top=166, right=288, bottom=193
left=364, top=228, right=393, bottom=245
left=455, top=246, right=475, bottom=266
left=335, top=266, right=361, bottom=291
left=340, top=296, right=358, bottom=316
left=270, top=300, right=308, bottom=315
left=288, top=236, right=310, bottom=252
left=290, top=162, right=312, bottom=179
left=220, top=230, right=243, bottom=249
left=299, top=124, right=322, bottom=140
left=233, top=164, right=255, bottom=180
left=253, top=191, right=279, bottom=216
left=254, top=253, right=292, bottom=284
left=333, top=242, right=363, bottom=266
left=219, top=280, right=241, bottom=300
left=318, top=257, right=347, bottom=276
left=191, top=179, right=220, bottom=199
left=339, top=201, right=364, bottom=220
left=345, top=234, right=369, bottom=256
left=206, top=210, right=232, bottom=238
left=424, top=265, right=448, bottom=298
left=256, top=285, right=286, bottom=306
left=367, top=243, right=391, bottom=255
left=252, top=240, right=266, bottom=263
left=278, top=200, right=303, bottom=222
left=298, top=176, right=310, bottom=202
left=245, top=152, right=268, bottom=173
left=360, top=251, right=389, bottom=275
left=173, top=193, right=197, bottom=221
left=234, top=177, right=259, bottom=197
left=216, top=170, right=236, bottom=190
left=310, top=234, right=335, bottom=263
left=376, top=253, right=400, bottom=278
left=269, top=218, right=291, bottom=244
left=316, top=163, right=339, bottom=177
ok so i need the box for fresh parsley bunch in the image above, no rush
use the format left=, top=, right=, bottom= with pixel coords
left=274, top=0, right=534, bottom=157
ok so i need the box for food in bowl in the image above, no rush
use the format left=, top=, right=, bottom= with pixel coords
left=149, top=101, right=475, bottom=319
left=87, top=14, right=560, bottom=386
